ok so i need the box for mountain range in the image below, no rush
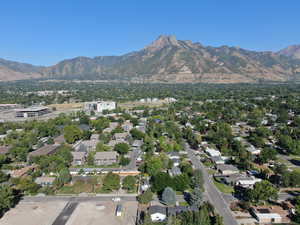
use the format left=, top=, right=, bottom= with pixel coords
left=1, top=35, right=300, bottom=83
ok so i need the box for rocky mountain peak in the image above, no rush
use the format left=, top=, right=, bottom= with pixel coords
left=279, top=45, right=300, bottom=59
left=145, top=35, right=180, bottom=51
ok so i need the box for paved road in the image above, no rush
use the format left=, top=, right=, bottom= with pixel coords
left=22, top=194, right=137, bottom=202
left=278, top=192, right=298, bottom=201
left=185, top=143, right=238, bottom=225
left=126, top=148, right=140, bottom=170
left=278, top=154, right=300, bottom=169
left=52, top=202, right=78, bottom=225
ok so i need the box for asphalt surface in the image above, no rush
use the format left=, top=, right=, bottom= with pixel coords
left=52, top=202, right=78, bottom=225
left=185, top=143, right=238, bottom=225
left=126, top=148, right=140, bottom=170
left=22, top=195, right=138, bottom=203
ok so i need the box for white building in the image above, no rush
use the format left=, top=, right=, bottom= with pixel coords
left=205, top=147, right=221, bottom=157
left=149, top=206, right=167, bottom=222
left=84, top=101, right=116, bottom=113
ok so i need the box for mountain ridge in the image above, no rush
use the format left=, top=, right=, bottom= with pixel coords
left=1, top=35, right=300, bottom=83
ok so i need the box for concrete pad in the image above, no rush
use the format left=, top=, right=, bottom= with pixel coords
left=66, top=201, right=138, bottom=225
left=0, top=201, right=67, bottom=225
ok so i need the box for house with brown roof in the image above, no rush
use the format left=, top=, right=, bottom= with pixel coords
left=27, top=144, right=60, bottom=161
left=54, top=135, right=65, bottom=145
left=11, top=165, right=36, bottom=178
left=0, top=146, right=10, bottom=155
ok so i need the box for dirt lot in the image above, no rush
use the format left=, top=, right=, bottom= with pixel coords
left=0, top=201, right=67, bottom=225
left=66, top=201, right=138, bottom=225
left=47, top=103, right=83, bottom=110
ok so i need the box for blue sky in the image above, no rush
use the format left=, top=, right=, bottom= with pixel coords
left=1, top=0, right=299, bottom=65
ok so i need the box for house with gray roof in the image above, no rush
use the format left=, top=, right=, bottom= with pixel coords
left=94, top=151, right=118, bottom=165
left=168, top=166, right=182, bottom=177
left=217, top=164, right=239, bottom=176
left=71, top=152, right=86, bottom=166
left=35, top=176, right=56, bottom=186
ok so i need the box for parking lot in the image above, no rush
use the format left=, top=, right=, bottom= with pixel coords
left=0, top=201, right=67, bottom=225
left=0, top=200, right=138, bottom=225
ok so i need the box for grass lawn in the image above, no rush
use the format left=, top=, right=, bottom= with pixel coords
left=179, top=202, right=189, bottom=206
left=207, top=169, right=217, bottom=175
left=58, top=180, right=100, bottom=194
left=213, top=180, right=234, bottom=194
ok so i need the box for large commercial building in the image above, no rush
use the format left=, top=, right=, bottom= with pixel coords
left=84, top=101, right=116, bottom=113
left=15, top=106, right=50, bottom=118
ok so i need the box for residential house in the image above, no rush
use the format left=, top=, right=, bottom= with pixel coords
left=0, top=146, right=10, bottom=155
left=211, top=156, right=225, bottom=165
left=205, top=147, right=221, bottom=157
left=90, top=134, right=99, bottom=141
left=122, top=121, right=133, bottom=132
left=171, top=158, right=180, bottom=167
left=167, top=152, right=180, bottom=160
left=217, top=164, right=239, bottom=176
left=149, top=206, right=167, bottom=222
left=168, top=166, right=182, bottom=177
left=135, top=125, right=146, bottom=133
left=27, top=144, right=60, bottom=161
left=71, top=152, right=86, bottom=166
left=235, top=176, right=262, bottom=188
left=251, top=206, right=283, bottom=224
left=132, top=140, right=143, bottom=149
left=113, top=133, right=129, bottom=142
left=246, top=145, right=261, bottom=155
left=54, top=135, right=65, bottom=145
left=35, top=176, right=56, bottom=186
left=94, top=151, right=118, bottom=166
left=11, top=165, right=35, bottom=178
left=221, top=174, right=261, bottom=188
left=80, top=139, right=98, bottom=152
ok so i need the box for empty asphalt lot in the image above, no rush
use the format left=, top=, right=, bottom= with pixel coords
left=0, top=200, right=137, bottom=225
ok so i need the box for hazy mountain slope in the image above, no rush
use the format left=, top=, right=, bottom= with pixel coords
left=278, top=45, right=300, bottom=60
left=1, top=35, right=300, bottom=83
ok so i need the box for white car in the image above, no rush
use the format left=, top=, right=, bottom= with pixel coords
left=112, top=197, right=121, bottom=202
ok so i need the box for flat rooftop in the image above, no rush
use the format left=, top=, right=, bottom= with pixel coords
left=16, top=106, right=49, bottom=112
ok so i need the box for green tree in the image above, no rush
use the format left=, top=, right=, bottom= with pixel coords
left=96, top=142, right=111, bottom=152
left=64, top=125, right=82, bottom=144
left=259, top=147, right=277, bottom=164
left=0, top=185, right=17, bottom=215
left=57, top=168, right=71, bottom=185
left=130, top=128, right=145, bottom=140
left=145, top=156, right=164, bottom=176
left=161, top=187, right=176, bottom=206
left=119, top=155, right=130, bottom=166
left=87, top=151, right=95, bottom=166
left=189, top=187, right=202, bottom=208
left=102, top=172, right=120, bottom=192
left=173, top=174, right=190, bottom=192
left=122, top=176, right=136, bottom=192
left=151, top=172, right=173, bottom=193
left=114, top=142, right=130, bottom=155
left=137, top=189, right=153, bottom=204
left=248, top=180, right=278, bottom=203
